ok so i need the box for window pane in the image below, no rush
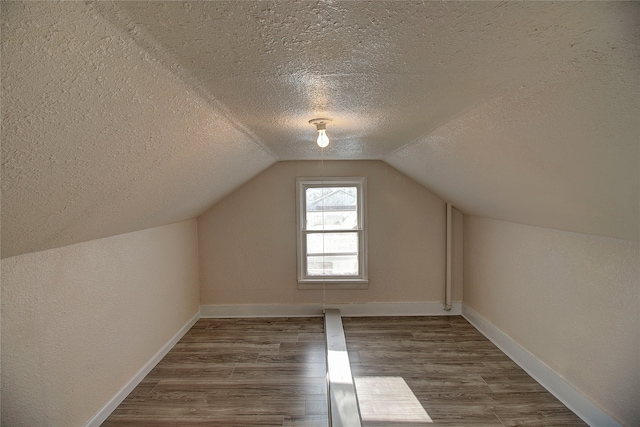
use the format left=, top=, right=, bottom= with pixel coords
left=307, top=233, right=358, bottom=255
left=307, top=255, right=359, bottom=276
left=306, top=186, right=358, bottom=230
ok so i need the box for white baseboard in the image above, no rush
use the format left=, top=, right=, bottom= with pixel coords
left=86, top=304, right=617, bottom=427
left=200, top=302, right=461, bottom=318
left=462, top=305, right=620, bottom=427
left=85, top=312, right=200, bottom=427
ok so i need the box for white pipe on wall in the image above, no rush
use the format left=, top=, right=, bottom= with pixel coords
left=444, top=203, right=452, bottom=311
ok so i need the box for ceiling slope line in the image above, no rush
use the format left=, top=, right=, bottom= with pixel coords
left=383, top=51, right=588, bottom=162
left=1, top=1, right=278, bottom=258
left=384, top=49, right=640, bottom=241
left=88, top=1, right=279, bottom=161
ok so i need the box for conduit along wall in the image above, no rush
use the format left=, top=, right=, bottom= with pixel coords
left=444, top=203, right=453, bottom=311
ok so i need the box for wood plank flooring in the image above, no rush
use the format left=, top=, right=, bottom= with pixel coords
left=102, top=315, right=586, bottom=427
left=101, top=317, right=327, bottom=427
left=343, top=316, right=587, bottom=427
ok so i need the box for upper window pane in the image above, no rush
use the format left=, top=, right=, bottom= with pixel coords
left=305, top=186, right=358, bottom=230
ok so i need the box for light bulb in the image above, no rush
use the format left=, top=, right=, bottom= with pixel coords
left=309, top=118, right=331, bottom=148
left=317, top=129, right=329, bottom=148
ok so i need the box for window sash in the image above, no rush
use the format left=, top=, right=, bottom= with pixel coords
left=303, top=230, right=361, bottom=277
left=296, top=177, right=368, bottom=286
left=304, top=186, right=359, bottom=231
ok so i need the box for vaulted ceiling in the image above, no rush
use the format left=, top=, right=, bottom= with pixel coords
left=2, top=1, right=638, bottom=258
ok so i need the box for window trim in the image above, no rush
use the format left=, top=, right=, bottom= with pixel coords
left=296, top=177, right=368, bottom=289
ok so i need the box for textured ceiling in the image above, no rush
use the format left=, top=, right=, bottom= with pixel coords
left=97, top=0, right=632, bottom=160
left=1, top=1, right=276, bottom=258
left=1, top=1, right=638, bottom=258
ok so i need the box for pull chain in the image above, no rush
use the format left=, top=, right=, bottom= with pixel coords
left=321, top=146, right=326, bottom=314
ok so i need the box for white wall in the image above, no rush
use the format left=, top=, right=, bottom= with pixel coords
left=463, top=216, right=639, bottom=426
left=198, top=160, right=460, bottom=307
left=1, top=220, right=200, bottom=427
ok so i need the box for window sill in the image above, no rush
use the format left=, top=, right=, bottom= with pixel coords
left=297, top=280, right=369, bottom=290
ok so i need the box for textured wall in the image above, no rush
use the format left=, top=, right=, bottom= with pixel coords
left=1, top=220, right=200, bottom=427
left=463, top=216, right=640, bottom=426
left=198, top=161, right=458, bottom=305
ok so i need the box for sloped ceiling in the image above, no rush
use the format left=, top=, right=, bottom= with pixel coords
left=1, top=1, right=638, bottom=258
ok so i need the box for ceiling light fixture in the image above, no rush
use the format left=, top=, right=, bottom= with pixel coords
left=309, top=118, right=331, bottom=148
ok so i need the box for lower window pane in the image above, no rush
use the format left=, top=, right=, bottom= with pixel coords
left=307, top=255, right=359, bottom=276
left=306, top=232, right=358, bottom=254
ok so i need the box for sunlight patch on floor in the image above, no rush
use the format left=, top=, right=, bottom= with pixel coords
left=355, top=376, right=433, bottom=423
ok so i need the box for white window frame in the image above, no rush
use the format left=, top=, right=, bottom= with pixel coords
left=296, top=177, right=368, bottom=289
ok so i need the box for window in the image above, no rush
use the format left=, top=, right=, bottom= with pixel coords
left=296, top=177, right=368, bottom=288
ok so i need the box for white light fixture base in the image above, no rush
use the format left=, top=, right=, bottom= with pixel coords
left=308, top=118, right=331, bottom=128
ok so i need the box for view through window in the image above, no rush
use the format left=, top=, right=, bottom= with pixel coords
left=297, top=177, right=367, bottom=286
left=306, top=186, right=358, bottom=276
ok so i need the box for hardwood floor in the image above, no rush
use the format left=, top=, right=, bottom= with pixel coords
left=102, top=315, right=586, bottom=427
left=101, top=317, right=327, bottom=427
left=343, top=316, right=587, bottom=427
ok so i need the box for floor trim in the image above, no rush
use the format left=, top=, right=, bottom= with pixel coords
left=87, top=304, right=617, bottom=426
left=462, top=305, right=620, bottom=427
left=85, top=312, right=200, bottom=427
left=199, top=302, right=462, bottom=318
